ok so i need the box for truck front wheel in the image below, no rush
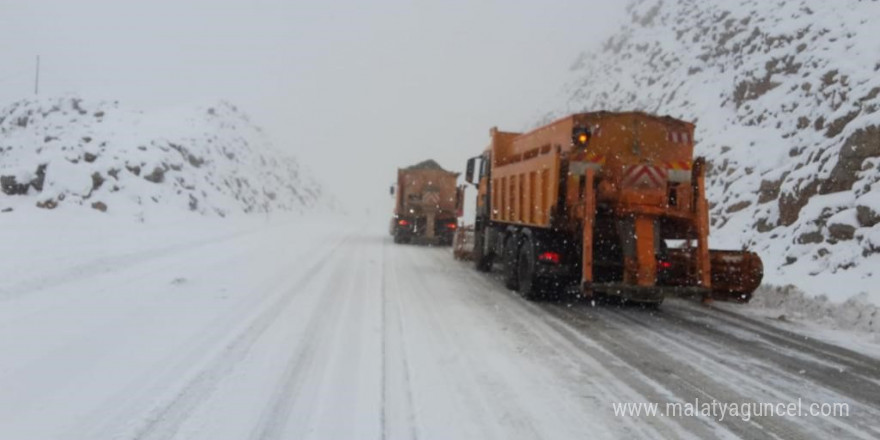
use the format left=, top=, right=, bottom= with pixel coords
left=473, top=227, right=493, bottom=272
left=503, top=235, right=519, bottom=291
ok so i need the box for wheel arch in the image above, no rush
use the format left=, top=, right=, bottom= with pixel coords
left=518, top=227, right=536, bottom=252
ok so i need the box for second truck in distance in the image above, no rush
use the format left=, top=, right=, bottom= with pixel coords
left=391, top=160, right=463, bottom=245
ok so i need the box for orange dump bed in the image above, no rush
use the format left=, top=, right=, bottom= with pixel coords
left=489, top=112, right=697, bottom=228
left=396, top=162, right=459, bottom=218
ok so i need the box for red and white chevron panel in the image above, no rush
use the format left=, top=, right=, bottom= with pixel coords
left=423, top=192, right=441, bottom=206
left=622, top=165, right=666, bottom=189
left=666, top=130, right=691, bottom=145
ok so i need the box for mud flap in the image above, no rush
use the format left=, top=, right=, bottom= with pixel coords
left=453, top=225, right=474, bottom=260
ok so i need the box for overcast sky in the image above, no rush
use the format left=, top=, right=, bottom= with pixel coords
left=0, top=0, right=628, bottom=213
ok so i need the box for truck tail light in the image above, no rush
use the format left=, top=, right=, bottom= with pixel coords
left=446, top=223, right=457, bottom=229
left=538, top=251, right=561, bottom=264
left=658, top=261, right=672, bottom=270
left=398, top=219, right=409, bottom=226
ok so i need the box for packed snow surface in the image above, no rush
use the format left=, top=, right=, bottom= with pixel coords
left=1, top=211, right=878, bottom=439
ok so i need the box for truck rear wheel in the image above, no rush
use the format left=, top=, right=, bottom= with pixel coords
left=517, top=240, right=541, bottom=300
left=393, top=229, right=408, bottom=244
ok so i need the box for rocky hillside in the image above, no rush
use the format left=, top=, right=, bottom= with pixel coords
left=0, top=97, right=327, bottom=219
left=553, top=0, right=880, bottom=301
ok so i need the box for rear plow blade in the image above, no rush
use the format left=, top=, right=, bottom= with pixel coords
left=708, top=250, right=764, bottom=303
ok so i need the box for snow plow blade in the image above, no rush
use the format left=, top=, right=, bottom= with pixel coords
left=708, top=250, right=763, bottom=303
left=662, top=248, right=763, bottom=303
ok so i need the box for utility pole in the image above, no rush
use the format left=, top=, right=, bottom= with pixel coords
left=34, top=55, right=40, bottom=95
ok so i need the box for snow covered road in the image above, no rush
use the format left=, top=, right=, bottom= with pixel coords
left=2, top=220, right=879, bottom=439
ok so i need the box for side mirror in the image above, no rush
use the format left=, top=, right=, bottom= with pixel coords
left=465, top=157, right=476, bottom=185
left=389, top=185, right=395, bottom=196
left=455, top=185, right=465, bottom=217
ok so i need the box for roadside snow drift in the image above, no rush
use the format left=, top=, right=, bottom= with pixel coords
left=0, top=97, right=327, bottom=218
left=553, top=0, right=880, bottom=303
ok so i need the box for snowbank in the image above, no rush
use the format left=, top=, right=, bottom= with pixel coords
left=718, top=284, right=880, bottom=359
left=0, top=96, right=332, bottom=220
left=747, top=284, right=880, bottom=334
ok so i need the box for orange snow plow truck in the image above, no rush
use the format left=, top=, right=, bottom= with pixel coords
left=463, top=112, right=762, bottom=304
left=391, top=160, right=463, bottom=245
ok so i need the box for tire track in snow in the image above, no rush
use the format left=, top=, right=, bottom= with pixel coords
left=630, top=303, right=880, bottom=397
left=380, top=238, right=420, bottom=440
left=435, top=250, right=801, bottom=438
left=401, top=244, right=547, bottom=440
left=247, top=247, right=358, bottom=439
left=674, top=302, right=880, bottom=376
left=427, top=249, right=701, bottom=439
left=535, top=303, right=811, bottom=439
left=380, top=236, right=387, bottom=440
left=121, top=236, right=349, bottom=440
left=443, top=247, right=879, bottom=438
left=601, top=304, right=880, bottom=438
left=262, top=234, right=384, bottom=439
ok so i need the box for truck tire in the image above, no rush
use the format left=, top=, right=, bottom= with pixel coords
left=473, top=227, right=493, bottom=272
left=517, top=240, right=541, bottom=300
left=503, top=235, right=519, bottom=291
left=439, top=234, right=454, bottom=246
left=393, top=229, right=408, bottom=244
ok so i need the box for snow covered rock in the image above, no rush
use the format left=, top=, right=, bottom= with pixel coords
left=0, top=97, right=327, bottom=218
left=552, top=0, right=880, bottom=302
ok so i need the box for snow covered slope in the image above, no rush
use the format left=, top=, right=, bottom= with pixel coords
left=552, top=0, right=880, bottom=302
left=0, top=97, right=327, bottom=219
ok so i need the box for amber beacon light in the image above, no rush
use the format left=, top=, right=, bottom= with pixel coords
left=572, top=126, right=591, bottom=147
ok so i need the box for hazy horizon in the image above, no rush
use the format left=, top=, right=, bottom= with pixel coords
left=0, top=0, right=628, bottom=213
